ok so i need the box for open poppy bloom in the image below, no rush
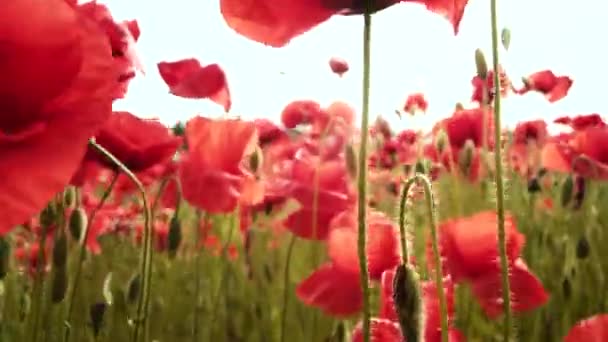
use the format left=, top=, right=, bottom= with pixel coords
left=158, top=59, right=232, bottom=112
left=179, top=117, right=262, bottom=213
left=565, top=314, right=608, bottom=342
left=220, top=0, right=471, bottom=47
left=0, top=0, right=116, bottom=234
left=403, top=93, right=428, bottom=115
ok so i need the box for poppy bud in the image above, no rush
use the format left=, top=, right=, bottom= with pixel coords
left=576, top=235, right=590, bottom=259
left=414, top=159, right=427, bottom=174
left=527, top=177, right=541, bottom=193
left=168, top=214, right=182, bottom=258
left=52, top=232, right=68, bottom=268
left=458, top=140, right=475, bottom=177
left=393, top=264, right=424, bottom=342
left=63, top=186, right=77, bottom=209
left=40, top=202, right=58, bottom=228
left=0, top=238, right=10, bottom=279
left=573, top=176, right=586, bottom=210
left=249, top=146, right=263, bottom=174
left=475, top=48, right=488, bottom=80
left=90, top=302, right=107, bottom=337
left=501, top=27, right=511, bottom=50
left=454, top=102, right=464, bottom=111
left=345, top=143, right=358, bottom=179
left=126, top=273, right=141, bottom=304
left=69, top=207, right=87, bottom=242
left=562, top=277, right=571, bottom=300
left=435, top=130, right=448, bottom=154
left=560, top=175, right=574, bottom=208
left=51, top=265, right=67, bottom=303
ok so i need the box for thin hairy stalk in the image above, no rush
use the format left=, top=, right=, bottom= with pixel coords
left=357, top=1, right=373, bottom=341
left=63, top=172, right=119, bottom=342
left=209, top=213, right=237, bottom=332
left=280, top=234, right=297, bottom=342
left=86, top=141, right=152, bottom=342
left=28, top=212, right=52, bottom=342
left=151, top=177, right=170, bottom=217
left=192, top=210, right=204, bottom=342
left=399, top=174, right=449, bottom=342
left=489, top=0, right=513, bottom=339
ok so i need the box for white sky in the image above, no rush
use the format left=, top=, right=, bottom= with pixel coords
left=106, top=0, right=607, bottom=132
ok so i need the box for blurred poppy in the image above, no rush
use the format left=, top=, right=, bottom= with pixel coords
left=516, top=70, right=573, bottom=103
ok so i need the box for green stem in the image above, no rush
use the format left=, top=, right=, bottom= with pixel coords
left=398, top=174, right=449, bottom=342
left=280, top=234, right=297, bottom=342
left=63, top=172, right=119, bottom=342
left=489, top=0, right=513, bottom=340
left=192, top=211, right=204, bottom=342
left=87, top=141, right=153, bottom=342
left=357, top=2, right=373, bottom=341
left=28, top=215, right=51, bottom=342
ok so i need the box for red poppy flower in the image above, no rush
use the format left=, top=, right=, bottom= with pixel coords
left=220, top=0, right=470, bottom=47
left=76, top=2, right=143, bottom=99
left=352, top=318, right=402, bottom=342
left=280, top=100, right=325, bottom=129
left=542, top=126, right=608, bottom=179
left=329, top=57, right=349, bottom=76
left=158, top=59, right=231, bottom=112
left=509, top=120, right=548, bottom=177
left=179, top=117, right=262, bottom=213
left=516, top=70, right=573, bottom=103
left=254, top=119, right=288, bottom=146
left=403, top=93, right=428, bottom=115
left=471, top=67, right=510, bottom=103
left=554, top=114, right=606, bottom=131
left=565, top=314, right=608, bottom=342
left=89, top=111, right=182, bottom=172
left=0, top=0, right=116, bottom=234
left=438, top=107, right=493, bottom=150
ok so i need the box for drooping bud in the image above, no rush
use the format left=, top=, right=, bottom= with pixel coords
left=0, top=238, right=10, bottom=279
left=126, top=273, right=141, bottom=304
left=345, top=143, right=358, bottom=179
left=69, top=208, right=87, bottom=242
left=560, top=175, right=574, bottom=208
left=63, top=186, right=77, bottom=209
left=435, top=129, right=448, bottom=154
left=501, top=27, right=512, bottom=50
left=458, top=140, right=475, bottom=177
left=90, top=302, right=107, bottom=337
left=393, top=264, right=424, bottom=342
left=168, top=214, right=182, bottom=258
left=576, top=235, right=590, bottom=259
left=249, top=146, right=263, bottom=174
left=475, top=48, right=488, bottom=80
left=51, top=266, right=68, bottom=303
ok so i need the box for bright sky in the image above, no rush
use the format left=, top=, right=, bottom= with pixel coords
left=106, top=0, right=607, bottom=132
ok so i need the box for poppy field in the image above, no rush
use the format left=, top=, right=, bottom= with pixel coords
left=2, top=0, right=608, bottom=342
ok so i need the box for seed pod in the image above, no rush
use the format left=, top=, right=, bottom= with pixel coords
left=172, top=121, right=185, bottom=137
left=576, top=236, right=590, bottom=259
left=249, top=146, right=263, bottom=174
left=0, top=237, right=10, bottom=279
left=560, top=175, right=574, bottom=208
left=168, top=215, right=182, bottom=258
left=501, top=28, right=512, bottom=50
left=89, top=302, right=107, bottom=337
left=51, top=266, right=68, bottom=303
left=475, top=48, right=488, bottom=80
left=52, top=232, right=68, bottom=268
left=345, top=143, right=358, bottom=179
left=126, top=273, right=141, bottom=304
left=69, top=207, right=87, bottom=242
left=393, top=264, right=424, bottom=342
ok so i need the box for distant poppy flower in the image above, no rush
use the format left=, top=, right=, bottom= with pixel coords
left=516, top=70, right=573, bottom=103
left=220, top=0, right=470, bottom=47
left=565, top=314, right=608, bottom=342
left=280, top=100, right=325, bottom=129
left=179, top=117, right=262, bottom=213
left=329, top=57, right=349, bottom=76
left=509, top=120, right=548, bottom=177
left=89, top=111, right=182, bottom=172
left=471, top=67, right=510, bottom=103
left=0, top=0, right=116, bottom=234
left=158, top=59, right=232, bottom=112
left=403, top=93, right=428, bottom=115
left=352, top=318, right=402, bottom=342
left=554, top=114, right=606, bottom=131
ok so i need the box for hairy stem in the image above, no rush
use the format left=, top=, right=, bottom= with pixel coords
left=489, top=0, right=513, bottom=339
left=280, top=234, right=297, bottom=342
left=398, top=174, right=449, bottom=342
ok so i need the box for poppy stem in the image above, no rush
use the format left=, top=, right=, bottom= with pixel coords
left=63, top=172, right=119, bottom=342
left=87, top=140, right=153, bottom=342
left=399, top=174, right=449, bottom=342
left=489, top=0, right=513, bottom=339
left=357, top=1, right=373, bottom=341
left=279, top=234, right=297, bottom=342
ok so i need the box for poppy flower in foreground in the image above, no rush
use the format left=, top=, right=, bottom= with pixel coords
left=564, top=314, right=608, bottom=342
left=179, top=117, right=263, bottom=213
left=516, top=70, right=573, bottom=103
left=158, top=59, right=231, bottom=112
left=88, top=111, right=182, bottom=172
left=220, top=0, right=471, bottom=47
left=0, top=0, right=116, bottom=234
